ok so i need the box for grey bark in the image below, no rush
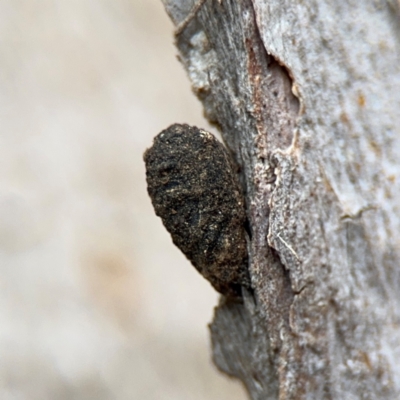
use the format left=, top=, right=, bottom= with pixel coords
left=160, top=0, right=400, bottom=398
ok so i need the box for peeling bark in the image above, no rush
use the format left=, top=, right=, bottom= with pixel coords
left=160, top=0, right=400, bottom=398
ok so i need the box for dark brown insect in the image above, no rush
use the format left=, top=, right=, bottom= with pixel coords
left=144, top=124, right=250, bottom=297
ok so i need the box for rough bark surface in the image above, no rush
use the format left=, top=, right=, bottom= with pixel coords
left=160, top=0, right=400, bottom=398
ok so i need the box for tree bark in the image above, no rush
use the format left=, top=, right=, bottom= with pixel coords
left=160, top=0, right=400, bottom=398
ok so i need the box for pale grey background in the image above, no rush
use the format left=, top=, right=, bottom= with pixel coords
left=0, top=1, right=247, bottom=399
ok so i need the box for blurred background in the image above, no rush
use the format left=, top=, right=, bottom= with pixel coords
left=0, top=1, right=247, bottom=399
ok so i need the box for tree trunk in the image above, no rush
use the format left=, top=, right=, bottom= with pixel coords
left=160, top=0, right=400, bottom=398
